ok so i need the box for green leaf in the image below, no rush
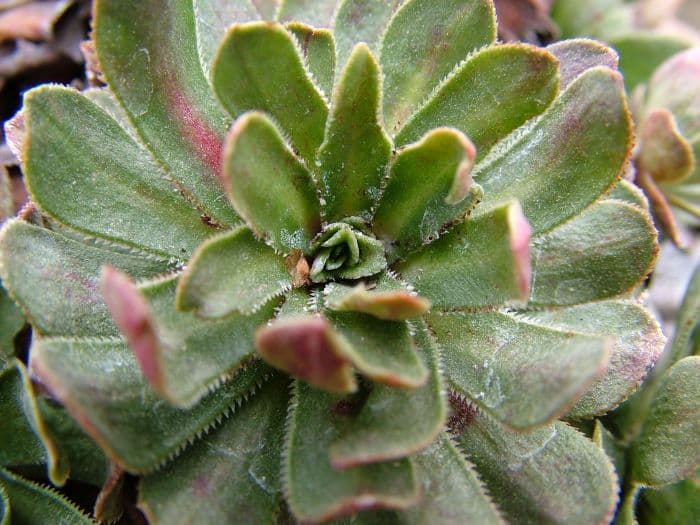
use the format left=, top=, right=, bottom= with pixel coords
left=213, top=22, right=328, bottom=167
left=398, top=434, right=503, bottom=524
left=546, top=39, right=619, bottom=90
left=638, top=478, right=700, bottom=525
left=329, top=321, right=445, bottom=468
left=23, top=86, right=218, bottom=258
left=103, top=270, right=277, bottom=407
left=668, top=263, right=700, bottom=364
left=429, top=311, right=609, bottom=429
left=373, top=127, right=480, bottom=260
left=94, top=0, right=238, bottom=226
left=632, top=356, right=700, bottom=487
left=333, top=0, right=403, bottom=72
left=255, top=315, right=358, bottom=394
left=286, top=23, right=336, bottom=97
left=0, top=468, right=95, bottom=525
left=317, top=43, right=391, bottom=222
left=526, top=300, right=665, bottom=419
left=472, top=66, right=632, bottom=234
left=0, top=363, right=45, bottom=468
left=0, top=282, right=23, bottom=364
left=457, top=417, right=618, bottom=525
left=0, top=221, right=168, bottom=337
left=325, top=309, right=428, bottom=389
left=277, top=0, right=339, bottom=27
left=94, top=465, right=125, bottom=524
left=529, top=200, right=658, bottom=306
left=223, top=112, right=321, bottom=254
left=309, top=223, right=386, bottom=283
left=139, top=375, right=289, bottom=525
left=29, top=338, right=271, bottom=473
left=192, top=0, right=260, bottom=78
left=592, top=419, right=626, bottom=484
left=395, top=200, right=532, bottom=309
left=605, top=179, right=649, bottom=209
left=380, top=0, right=496, bottom=133
left=324, top=274, right=430, bottom=321
left=612, top=34, right=691, bottom=91
left=285, top=381, right=419, bottom=523
left=36, top=397, right=109, bottom=487
left=395, top=43, right=560, bottom=157
left=176, top=226, right=291, bottom=318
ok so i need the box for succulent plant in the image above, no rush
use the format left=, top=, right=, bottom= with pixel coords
left=0, top=0, right=668, bottom=523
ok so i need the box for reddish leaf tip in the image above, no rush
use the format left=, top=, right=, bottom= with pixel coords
left=508, top=203, right=532, bottom=301
left=100, top=266, right=163, bottom=391
left=255, top=316, right=357, bottom=394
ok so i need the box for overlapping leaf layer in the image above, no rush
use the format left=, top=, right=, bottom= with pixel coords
left=0, top=0, right=666, bottom=523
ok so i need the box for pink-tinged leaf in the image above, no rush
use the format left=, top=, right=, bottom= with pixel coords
left=636, top=169, right=686, bottom=247
left=325, top=282, right=431, bottom=321
left=255, top=316, right=357, bottom=394
left=547, top=39, right=619, bottom=90
left=100, top=266, right=162, bottom=393
left=508, top=202, right=532, bottom=301
left=94, top=0, right=239, bottom=226
left=94, top=463, right=125, bottom=524
left=638, top=109, right=695, bottom=184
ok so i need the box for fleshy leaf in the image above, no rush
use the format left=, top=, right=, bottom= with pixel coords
left=192, top=0, right=260, bottom=78
left=324, top=277, right=430, bottom=321
left=546, top=39, right=619, bottom=90
left=429, top=311, right=609, bottom=429
left=223, top=112, right=321, bottom=254
left=213, top=22, right=328, bottom=167
left=103, top=270, right=277, bottom=407
left=333, top=0, right=403, bottom=71
left=317, top=43, right=391, bottom=222
left=529, top=200, right=658, bottom=306
left=286, top=23, right=336, bottom=97
left=30, top=338, right=271, bottom=473
left=285, top=381, right=420, bottom=523
left=395, top=200, right=531, bottom=309
left=632, top=356, right=700, bottom=487
left=526, top=300, right=664, bottom=419
left=373, top=127, right=480, bottom=259
left=592, top=419, right=626, bottom=484
left=0, top=363, right=45, bottom=468
left=0, top=468, right=95, bottom=525
left=0, top=484, right=6, bottom=525
left=176, top=226, right=291, bottom=318
left=0, top=221, right=168, bottom=337
left=457, top=416, right=618, bottom=525
left=396, top=43, right=560, bottom=157
left=255, top=315, right=357, bottom=394
left=23, top=86, right=218, bottom=258
left=605, top=178, right=650, bottom=209
left=139, top=375, right=288, bottom=525
left=94, top=465, right=125, bottom=524
left=329, top=321, right=445, bottom=467
left=380, top=0, right=496, bottom=133
left=638, top=478, right=700, bottom=525
left=0, top=282, right=23, bottom=363
left=94, top=0, right=238, bottom=226
left=472, top=66, right=632, bottom=234
left=667, top=263, right=700, bottom=364
left=638, top=109, right=695, bottom=184
left=309, top=223, right=387, bottom=283
left=277, top=0, right=338, bottom=27
left=324, top=309, right=428, bottom=389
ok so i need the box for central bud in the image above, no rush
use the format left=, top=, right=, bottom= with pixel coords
left=309, top=220, right=387, bottom=283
